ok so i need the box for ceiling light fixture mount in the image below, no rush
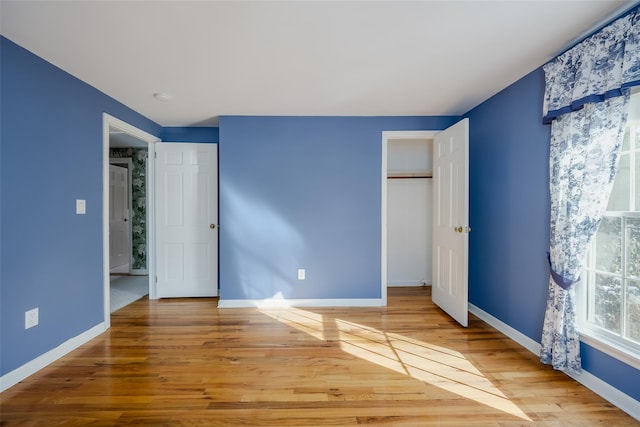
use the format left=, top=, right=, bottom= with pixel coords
left=153, top=92, right=172, bottom=102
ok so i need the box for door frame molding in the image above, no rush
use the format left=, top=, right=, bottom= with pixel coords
left=381, top=130, right=438, bottom=306
left=103, top=114, right=160, bottom=328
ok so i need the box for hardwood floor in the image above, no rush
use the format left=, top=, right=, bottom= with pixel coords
left=1, top=287, right=637, bottom=426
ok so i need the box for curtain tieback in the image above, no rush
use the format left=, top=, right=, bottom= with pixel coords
left=547, top=252, right=580, bottom=290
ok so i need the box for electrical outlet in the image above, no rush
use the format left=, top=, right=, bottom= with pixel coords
left=298, top=269, right=306, bottom=280
left=25, top=308, right=39, bottom=329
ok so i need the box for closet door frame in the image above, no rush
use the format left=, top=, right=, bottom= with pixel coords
left=381, top=130, right=438, bottom=305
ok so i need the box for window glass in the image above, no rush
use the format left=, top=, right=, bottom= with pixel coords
left=607, top=154, right=630, bottom=211
left=626, top=217, right=640, bottom=278
left=622, top=128, right=631, bottom=152
left=626, top=279, right=640, bottom=344
left=596, top=217, right=622, bottom=274
left=635, top=151, right=640, bottom=207
left=593, top=274, right=622, bottom=334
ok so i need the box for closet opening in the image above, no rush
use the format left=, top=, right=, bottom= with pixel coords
left=381, top=131, right=437, bottom=304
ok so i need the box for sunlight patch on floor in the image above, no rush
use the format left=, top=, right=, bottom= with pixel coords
left=260, top=307, right=532, bottom=421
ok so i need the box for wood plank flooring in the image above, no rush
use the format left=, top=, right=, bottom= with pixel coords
left=1, top=287, right=637, bottom=426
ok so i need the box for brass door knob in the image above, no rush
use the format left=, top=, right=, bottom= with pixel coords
left=210, top=224, right=216, bottom=229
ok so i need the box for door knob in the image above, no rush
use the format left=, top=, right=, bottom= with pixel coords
left=454, top=226, right=463, bottom=233
left=210, top=224, right=216, bottom=229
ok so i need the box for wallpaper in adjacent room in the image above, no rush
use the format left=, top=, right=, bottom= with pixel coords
left=109, top=148, right=148, bottom=270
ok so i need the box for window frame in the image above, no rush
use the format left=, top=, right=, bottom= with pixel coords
left=578, top=97, right=640, bottom=369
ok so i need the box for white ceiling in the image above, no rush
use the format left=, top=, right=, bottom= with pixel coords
left=1, top=1, right=637, bottom=127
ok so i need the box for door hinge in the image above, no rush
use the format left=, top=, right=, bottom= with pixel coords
left=155, top=276, right=158, bottom=283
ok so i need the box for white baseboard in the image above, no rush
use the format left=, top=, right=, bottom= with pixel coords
left=565, top=366, right=640, bottom=421
left=0, top=322, right=106, bottom=392
left=468, top=303, right=541, bottom=354
left=218, top=298, right=384, bottom=308
left=469, top=304, right=640, bottom=422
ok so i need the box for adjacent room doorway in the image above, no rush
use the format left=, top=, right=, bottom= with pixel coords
left=102, top=114, right=160, bottom=327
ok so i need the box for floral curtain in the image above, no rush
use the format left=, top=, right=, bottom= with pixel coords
left=543, top=11, right=640, bottom=124
left=541, top=97, right=629, bottom=373
left=540, top=9, right=639, bottom=374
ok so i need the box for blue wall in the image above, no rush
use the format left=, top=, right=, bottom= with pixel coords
left=218, top=116, right=457, bottom=301
left=0, top=37, right=162, bottom=376
left=465, top=68, right=639, bottom=400
left=466, top=69, right=551, bottom=338
left=161, top=127, right=219, bottom=143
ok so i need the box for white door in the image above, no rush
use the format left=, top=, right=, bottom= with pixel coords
left=109, top=164, right=130, bottom=272
left=156, top=143, right=218, bottom=297
left=432, top=118, right=469, bottom=327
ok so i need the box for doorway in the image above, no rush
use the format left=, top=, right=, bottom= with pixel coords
left=387, top=138, right=434, bottom=286
left=381, top=131, right=438, bottom=305
left=103, top=114, right=160, bottom=327
left=381, top=121, right=470, bottom=326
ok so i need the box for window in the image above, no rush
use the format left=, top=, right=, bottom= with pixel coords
left=580, top=91, right=640, bottom=367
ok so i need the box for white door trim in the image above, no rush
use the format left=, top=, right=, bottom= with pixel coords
left=381, top=130, right=439, bottom=306
left=103, top=113, right=160, bottom=329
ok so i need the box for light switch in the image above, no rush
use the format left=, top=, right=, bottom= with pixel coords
left=25, top=308, right=39, bottom=329
left=76, top=199, right=86, bottom=214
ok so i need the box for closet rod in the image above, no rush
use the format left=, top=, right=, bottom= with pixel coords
left=387, top=173, right=432, bottom=179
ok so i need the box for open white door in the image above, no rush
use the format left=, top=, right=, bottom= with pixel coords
left=156, top=143, right=218, bottom=297
left=432, top=118, right=469, bottom=327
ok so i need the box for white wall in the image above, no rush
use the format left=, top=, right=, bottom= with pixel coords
left=387, top=138, right=433, bottom=286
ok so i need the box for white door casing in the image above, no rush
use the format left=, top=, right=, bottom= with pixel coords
left=109, top=164, right=130, bottom=272
left=156, top=143, right=218, bottom=297
left=381, top=131, right=438, bottom=305
left=432, top=118, right=469, bottom=327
